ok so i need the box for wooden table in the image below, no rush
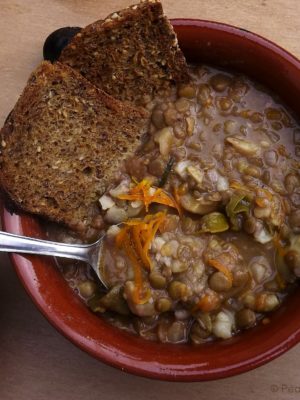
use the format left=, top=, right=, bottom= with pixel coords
left=0, top=1, right=299, bottom=399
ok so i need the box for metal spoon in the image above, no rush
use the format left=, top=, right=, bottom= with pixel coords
left=0, top=231, right=108, bottom=287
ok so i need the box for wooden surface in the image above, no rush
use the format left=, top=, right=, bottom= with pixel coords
left=0, top=1, right=300, bottom=399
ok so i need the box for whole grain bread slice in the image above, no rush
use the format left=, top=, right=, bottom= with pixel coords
left=59, top=0, right=189, bottom=105
left=0, top=61, right=149, bottom=233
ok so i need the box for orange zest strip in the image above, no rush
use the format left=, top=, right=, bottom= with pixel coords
left=275, top=273, right=286, bottom=290
left=117, top=179, right=180, bottom=214
left=116, top=226, right=150, bottom=304
left=132, top=225, right=149, bottom=268
left=122, top=231, right=147, bottom=304
left=173, top=186, right=183, bottom=216
left=272, top=234, right=286, bottom=258
left=142, top=217, right=164, bottom=267
left=115, top=212, right=166, bottom=304
left=207, top=258, right=233, bottom=285
left=272, top=234, right=287, bottom=290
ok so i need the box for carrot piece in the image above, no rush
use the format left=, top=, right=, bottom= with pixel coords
left=207, top=258, right=233, bottom=285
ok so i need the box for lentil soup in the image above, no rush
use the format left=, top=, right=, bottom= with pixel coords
left=48, top=65, right=300, bottom=344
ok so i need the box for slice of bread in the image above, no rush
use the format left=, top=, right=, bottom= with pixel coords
left=0, top=61, right=149, bottom=234
left=59, top=0, right=189, bottom=105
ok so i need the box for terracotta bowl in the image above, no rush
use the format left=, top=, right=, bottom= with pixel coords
left=1, top=19, right=300, bottom=382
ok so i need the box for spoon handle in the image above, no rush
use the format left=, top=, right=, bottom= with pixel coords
left=0, top=230, right=91, bottom=263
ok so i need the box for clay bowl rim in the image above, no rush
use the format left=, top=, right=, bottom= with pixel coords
left=1, top=19, right=300, bottom=382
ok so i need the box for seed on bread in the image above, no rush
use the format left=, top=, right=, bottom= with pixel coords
left=0, top=61, right=149, bottom=235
